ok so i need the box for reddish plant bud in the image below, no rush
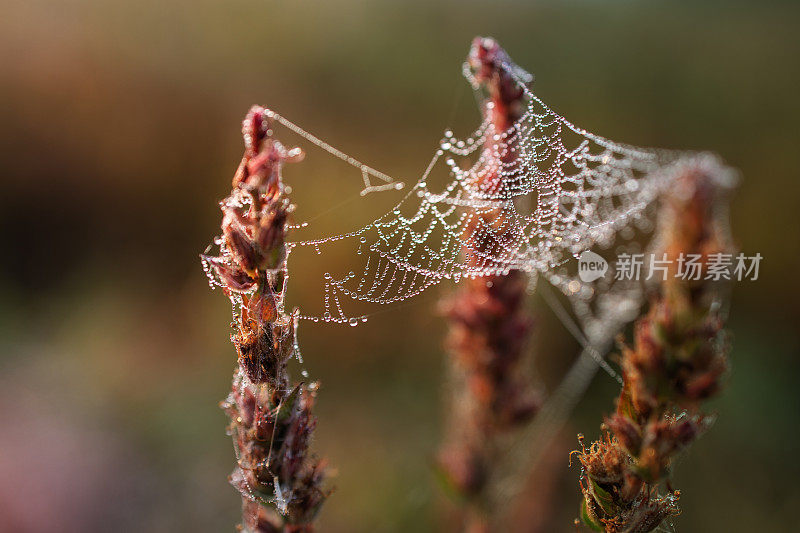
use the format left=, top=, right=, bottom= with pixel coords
left=671, top=416, right=704, bottom=448
left=242, top=105, right=271, bottom=156
left=498, top=385, right=540, bottom=426
left=232, top=156, right=250, bottom=188
left=224, top=221, right=261, bottom=275
left=241, top=499, right=284, bottom=533
left=223, top=384, right=257, bottom=428
left=618, top=472, right=643, bottom=505
left=631, top=318, right=664, bottom=373
left=468, top=37, right=513, bottom=88
left=283, top=146, right=305, bottom=164
left=468, top=37, right=525, bottom=125
left=253, top=408, right=276, bottom=443
left=606, top=413, right=642, bottom=455
left=256, top=207, right=288, bottom=253
left=203, top=255, right=256, bottom=292
left=621, top=356, right=658, bottom=420
left=683, top=361, right=725, bottom=401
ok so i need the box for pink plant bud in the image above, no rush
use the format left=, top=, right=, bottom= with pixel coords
left=245, top=148, right=281, bottom=192
left=283, top=146, right=305, bottom=164
left=242, top=105, right=271, bottom=156
left=671, top=416, right=704, bottom=447
left=468, top=37, right=511, bottom=84
left=232, top=156, right=250, bottom=188
left=231, top=385, right=257, bottom=428
left=438, top=446, right=487, bottom=497
left=683, top=361, right=725, bottom=401
left=253, top=407, right=275, bottom=443
left=618, top=472, right=644, bottom=505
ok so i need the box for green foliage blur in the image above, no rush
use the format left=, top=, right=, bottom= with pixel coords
left=1, top=1, right=798, bottom=531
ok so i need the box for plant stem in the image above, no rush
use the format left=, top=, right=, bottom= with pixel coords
left=204, top=106, right=327, bottom=532
left=437, top=37, right=539, bottom=532
left=574, top=158, right=735, bottom=532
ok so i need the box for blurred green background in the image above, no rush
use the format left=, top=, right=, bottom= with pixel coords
left=2, top=1, right=799, bottom=531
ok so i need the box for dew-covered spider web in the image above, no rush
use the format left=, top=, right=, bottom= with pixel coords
left=202, top=40, right=732, bottom=354
left=203, top=41, right=727, bottom=343
left=255, top=58, right=681, bottom=325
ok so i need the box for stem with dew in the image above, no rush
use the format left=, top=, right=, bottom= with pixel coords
left=573, top=159, right=735, bottom=532
left=204, top=107, right=328, bottom=532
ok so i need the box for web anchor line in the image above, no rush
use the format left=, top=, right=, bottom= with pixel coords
left=263, top=109, right=406, bottom=196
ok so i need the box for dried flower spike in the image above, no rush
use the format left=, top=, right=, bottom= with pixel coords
left=437, top=37, right=540, bottom=532
left=574, top=158, right=735, bottom=532
left=204, top=106, right=328, bottom=532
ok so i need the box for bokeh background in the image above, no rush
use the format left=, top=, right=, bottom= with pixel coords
left=2, top=1, right=799, bottom=531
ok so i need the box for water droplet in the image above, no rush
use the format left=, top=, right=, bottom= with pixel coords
left=348, top=318, right=358, bottom=327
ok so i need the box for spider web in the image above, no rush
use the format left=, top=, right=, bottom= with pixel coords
left=270, top=55, right=686, bottom=331
left=204, top=43, right=727, bottom=348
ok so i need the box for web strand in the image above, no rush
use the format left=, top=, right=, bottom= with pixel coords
left=263, top=109, right=405, bottom=195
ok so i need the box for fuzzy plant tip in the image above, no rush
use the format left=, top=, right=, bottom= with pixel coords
left=572, top=161, right=734, bottom=532
left=203, top=106, right=328, bottom=532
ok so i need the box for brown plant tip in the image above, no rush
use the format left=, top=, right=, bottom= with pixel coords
left=575, top=161, right=734, bottom=531
left=468, top=37, right=526, bottom=121
left=574, top=436, right=680, bottom=533
left=205, top=106, right=327, bottom=531
left=603, top=414, right=642, bottom=459
left=203, top=255, right=257, bottom=293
